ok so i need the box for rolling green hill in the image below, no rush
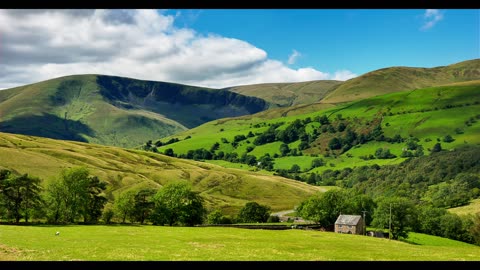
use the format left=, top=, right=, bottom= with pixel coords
left=225, top=80, right=342, bottom=107
left=222, top=59, right=480, bottom=119
left=155, top=80, right=480, bottom=177
left=0, top=75, right=269, bottom=148
left=321, top=58, right=480, bottom=104
left=0, top=131, right=325, bottom=217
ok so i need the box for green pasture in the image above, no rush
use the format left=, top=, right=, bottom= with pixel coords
left=0, top=225, right=479, bottom=261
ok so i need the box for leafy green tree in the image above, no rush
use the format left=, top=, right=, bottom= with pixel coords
left=44, top=167, right=107, bottom=224
left=427, top=181, right=471, bottom=208
left=296, top=194, right=328, bottom=225
left=132, top=188, right=156, bottom=224
left=102, top=205, right=115, bottom=224
left=82, top=175, right=108, bottom=223
left=431, top=142, right=442, bottom=153
left=164, top=148, right=175, bottom=157
left=328, top=137, right=342, bottom=150
left=0, top=172, right=43, bottom=223
left=297, top=189, right=353, bottom=227
left=311, top=158, right=325, bottom=168
left=258, top=154, right=275, bottom=171
left=317, top=115, right=329, bottom=125
left=151, top=181, right=205, bottom=226
left=207, top=209, right=232, bottom=224
left=237, top=201, right=271, bottom=223
left=439, top=213, right=461, bottom=239
left=443, top=135, right=454, bottom=143
left=289, top=164, right=301, bottom=173
left=470, top=212, right=480, bottom=246
left=44, top=179, right=67, bottom=224
left=371, top=196, right=417, bottom=240
left=374, top=148, right=396, bottom=159
left=279, top=143, right=290, bottom=157
left=58, top=167, right=90, bottom=223
left=113, top=190, right=136, bottom=223
left=416, top=205, right=448, bottom=236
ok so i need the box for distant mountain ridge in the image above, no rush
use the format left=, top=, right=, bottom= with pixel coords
left=226, top=59, right=480, bottom=106
left=0, top=74, right=268, bottom=148
left=0, top=58, right=478, bottom=148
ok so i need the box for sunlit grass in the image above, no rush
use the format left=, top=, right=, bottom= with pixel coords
left=0, top=225, right=478, bottom=261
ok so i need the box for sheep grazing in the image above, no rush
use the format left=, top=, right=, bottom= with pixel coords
left=55, top=231, right=60, bottom=236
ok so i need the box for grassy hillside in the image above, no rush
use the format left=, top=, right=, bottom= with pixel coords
left=224, top=59, right=479, bottom=109
left=0, top=225, right=479, bottom=261
left=226, top=80, right=341, bottom=107
left=156, top=81, right=480, bottom=176
left=0, top=132, right=324, bottom=216
left=321, top=58, right=480, bottom=104
left=448, top=199, right=480, bottom=217
left=0, top=75, right=269, bottom=148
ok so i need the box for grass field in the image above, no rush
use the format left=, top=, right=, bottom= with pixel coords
left=0, top=132, right=323, bottom=217
left=448, top=199, right=480, bottom=217
left=0, top=225, right=479, bottom=261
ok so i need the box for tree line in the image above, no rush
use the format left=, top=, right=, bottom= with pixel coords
left=1, top=165, right=479, bottom=246
left=0, top=167, right=274, bottom=226
left=296, top=188, right=480, bottom=245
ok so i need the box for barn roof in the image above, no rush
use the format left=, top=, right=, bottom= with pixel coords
left=335, top=214, right=362, bottom=225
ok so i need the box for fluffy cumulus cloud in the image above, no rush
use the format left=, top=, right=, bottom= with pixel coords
left=0, top=9, right=357, bottom=89
left=420, top=9, right=444, bottom=31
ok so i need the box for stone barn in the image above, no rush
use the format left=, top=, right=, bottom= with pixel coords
left=334, top=214, right=364, bottom=235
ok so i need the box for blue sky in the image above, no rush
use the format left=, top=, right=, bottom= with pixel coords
left=167, top=9, right=479, bottom=76
left=0, top=9, right=478, bottom=89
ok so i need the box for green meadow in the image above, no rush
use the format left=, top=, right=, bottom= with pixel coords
left=0, top=225, right=479, bottom=261
left=156, top=81, right=480, bottom=175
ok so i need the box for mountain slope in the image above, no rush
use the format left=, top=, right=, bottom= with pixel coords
left=222, top=59, right=479, bottom=114
left=322, top=58, right=480, bottom=104
left=0, top=75, right=269, bottom=148
left=0, top=132, right=325, bottom=216
left=225, top=80, right=342, bottom=107
left=155, top=80, right=480, bottom=175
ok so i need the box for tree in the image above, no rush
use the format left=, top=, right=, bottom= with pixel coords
left=207, top=209, right=232, bottom=225
left=470, top=212, right=480, bottom=246
left=431, top=143, right=442, bottom=153
left=45, top=167, right=107, bottom=224
left=0, top=172, right=43, bottom=223
left=113, top=190, right=136, bottom=223
left=371, top=196, right=417, bottom=240
left=237, top=201, right=271, bottom=223
left=102, top=205, right=115, bottom=224
left=289, top=164, right=301, bottom=173
left=311, top=158, right=325, bottom=168
left=164, top=148, right=175, bottom=157
left=44, top=179, right=67, bottom=224
left=328, top=137, right=342, bottom=150
left=132, top=188, right=156, bottom=224
left=296, top=195, right=329, bottom=226
left=297, top=189, right=363, bottom=227
left=151, top=181, right=205, bottom=226
left=443, top=135, right=454, bottom=143
left=279, top=143, right=290, bottom=156
left=416, top=205, right=448, bottom=236
left=82, top=175, right=108, bottom=223
left=59, top=167, right=90, bottom=223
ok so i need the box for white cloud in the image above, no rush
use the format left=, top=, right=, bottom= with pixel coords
left=420, top=9, right=444, bottom=31
left=332, top=70, right=357, bottom=81
left=0, top=9, right=357, bottom=90
left=287, top=49, right=301, bottom=65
